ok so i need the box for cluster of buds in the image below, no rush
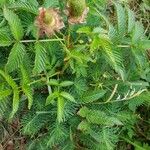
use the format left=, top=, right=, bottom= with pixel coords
left=35, top=0, right=89, bottom=37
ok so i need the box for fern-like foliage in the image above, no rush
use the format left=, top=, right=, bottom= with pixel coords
left=0, top=70, right=19, bottom=118
left=10, top=1, right=38, bottom=15
left=0, top=0, right=149, bottom=149
left=115, top=3, right=126, bottom=36
left=6, top=43, right=26, bottom=72
left=78, top=106, right=123, bottom=126
left=0, top=27, right=13, bottom=46
left=20, top=65, right=33, bottom=109
left=21, top=112, right=51, bottom=136
left=33, top=42, right=47, bottom=74
left=3, top=7, right=24, bottom=40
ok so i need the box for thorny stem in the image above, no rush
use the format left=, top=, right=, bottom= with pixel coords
left=45, top=70, right=52, bottom=95
left=106, top=84, right=118, bottom=103
left=87, top=44, right=131, bottom=49
left=94, top=89, right=147, bottom=105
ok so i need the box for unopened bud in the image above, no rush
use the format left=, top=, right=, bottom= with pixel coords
left=66, top=0, right=89, bottom=25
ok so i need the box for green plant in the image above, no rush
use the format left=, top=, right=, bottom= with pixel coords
left=0, top=0, right=150, bottom=149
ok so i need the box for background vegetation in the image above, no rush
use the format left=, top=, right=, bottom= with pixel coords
left=0, top=0, right=150, bottom=149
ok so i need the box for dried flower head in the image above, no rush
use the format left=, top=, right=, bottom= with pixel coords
left=66, top=0, right=89, bottom=25
left=35, top=7, right=65, bottom=36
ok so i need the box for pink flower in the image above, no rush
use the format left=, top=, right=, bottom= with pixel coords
left=35, top=7, right=65, bottom=36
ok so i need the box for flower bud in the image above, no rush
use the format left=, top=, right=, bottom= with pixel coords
left=66, top=0, right=89, bottom=24
left=35, top=7, right=65, bottom=36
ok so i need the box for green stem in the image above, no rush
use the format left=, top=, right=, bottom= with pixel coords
left=54, top=34, right=69, bottom=53
left=67, top=24, right=71, bottom=48
left=28, top=78, right=45, bottom=86
left=20, top=38, right=64, bottom=43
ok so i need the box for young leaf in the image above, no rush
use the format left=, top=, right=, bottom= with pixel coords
left=48, top=79, right=59, bottom=86
left=60, top=81, right=74, bottom=87
left=60, top=92, right=75, bottom=102
left=46, top=92, right=58, bottom=105
left=57, top=97, right=65, bottom=123
left=77, top=27, right=92, bottom=34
